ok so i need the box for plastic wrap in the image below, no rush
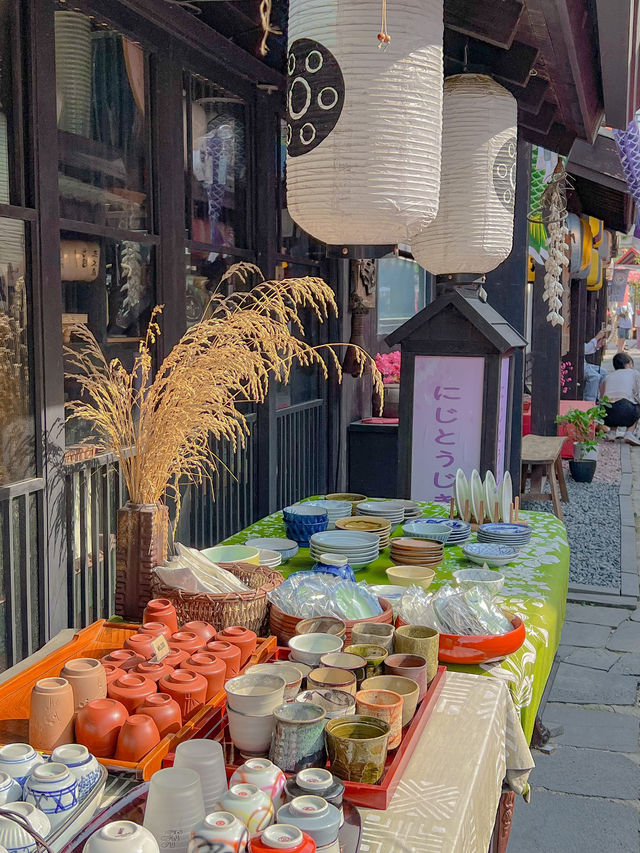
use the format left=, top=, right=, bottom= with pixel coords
left=399, top=584, right=513, bottom=636
left=267, top=572, right=382, bottom=620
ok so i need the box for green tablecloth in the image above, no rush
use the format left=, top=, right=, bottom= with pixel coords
left=224, top=503, right=569, bottom=741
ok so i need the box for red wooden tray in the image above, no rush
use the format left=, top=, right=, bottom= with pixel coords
left=163, top=654, right=446, bottom=810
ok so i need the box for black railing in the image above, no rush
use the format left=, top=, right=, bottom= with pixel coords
left=276, top=400, right=326, bottom=507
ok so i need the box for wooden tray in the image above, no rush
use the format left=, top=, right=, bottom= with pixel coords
left=163, top=652, right=447, bottom=810
left=0, top=619, right=276, bottom=780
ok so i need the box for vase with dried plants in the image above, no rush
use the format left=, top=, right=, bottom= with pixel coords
left=65, top=263, right=382, bottom=620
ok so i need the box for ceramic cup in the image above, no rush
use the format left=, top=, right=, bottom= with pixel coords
left=115, top=714, right=161, bottom=763
left=0, top=771, right=23, bottom=805
left=269, top=703, right=326, bottom=774
left=225, top=673, right=286, bottom=716
left=306, top=668, right=356, bottom=697
left=174, top=739, right=228, bottom=815
left=159, top=670, right=208, bottom=720
left=205, top=642, right=242, bottom=679
left=107, top=673, right=156, bottom=714
left=143, top=599, right=179, bottom=634
left=394, top=626, right=439, bottom=682
left=75, top=698, right=129, bottom=758
left=227, top=707, right=275, bottom=758
left=137, top=694, right=183, bottom=738
left=295, top=617, right=346, bottom=640
left=250, top=824, right=316, bottom=853
left=181, top=621, right=217, bottom=644
left=83, top=820, right=160, bottom=852
left=360, top=675, right=420, bottom=726
left=0, top=802, right=50, bottom=851
left=169, top=631, right=205, bottom=656
left=60, top=658, right=108, bottom=713
left=124, top=634, right=156, bottom=661
left=188, top=812, right=249, bottom=853
left=284, top=769, right=345, bottom=827
left=276, top=796, right=341, bottom=853
left=24, top=761, right=79, bottom=829
left=216, top=783, right=274, bottom=834
left=215, top=627, right=258, bottom=667
left=51, top=744, right=101, bottom=801
left=180, top=653, right=226, bottom=701
left=0, top=743, right=45, bottom=788
left=138, top=622, right=172, bottom=641
left=384, top=654, right=428, bottom=701
left=102, top=664, right=126, bottom=687
left=350, top=623, right=395, bottom=654
left=288, top=634, right=344, bottom=667
left=29, top=677, right=75, bottom=751
left=245, top=664, right=302, bottom=701
left=143, top=767, right=205, bottom=853
left=230, top=758, right=287, bottom=809
left=100, top=649, right=144, bottom=672
left=324, top=715, right=390, bottom=784
left=133, top=662, right=175, bottom=686
left=355, top=689, right=403, bottom=749
left=343, top=644, right=388, bottom=679
left=319, top=653, right=367, bottom=687
left=295, top=689, right=355, bottom=719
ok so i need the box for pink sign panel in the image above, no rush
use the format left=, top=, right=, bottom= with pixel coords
left=495, top=356, right=511, bottom=482
left=411, top=355, right=485, bottom=502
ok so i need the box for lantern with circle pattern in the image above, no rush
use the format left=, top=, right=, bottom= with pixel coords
left=411, top=74, right=518, bottom=275
left=285, top=0, right=444, bottom=246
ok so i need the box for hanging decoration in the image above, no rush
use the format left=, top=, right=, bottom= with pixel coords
left=410, top=74, right=517, bottom=275
left=285, top=0, right=444, bottom=246
left=541, top=163, right=569, bottom=327
left=259, top=0, right=282, bottom=56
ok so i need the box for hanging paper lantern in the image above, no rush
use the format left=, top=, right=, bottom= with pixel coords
left=285, top=0, right=444, bottom=246
left=411, top=74, right=518, bottom=275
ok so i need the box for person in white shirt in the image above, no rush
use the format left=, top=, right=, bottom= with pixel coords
left=616, top=304, right=633, bottom=353
left=583, top=330, right=607, bottom=400
left=599, top=352, right=640, bottom=446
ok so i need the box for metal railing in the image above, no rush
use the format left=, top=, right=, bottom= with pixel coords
left=276, top=400, right=326, bottom=507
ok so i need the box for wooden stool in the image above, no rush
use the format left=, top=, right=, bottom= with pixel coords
left=520, top=434, right=569, bottom=520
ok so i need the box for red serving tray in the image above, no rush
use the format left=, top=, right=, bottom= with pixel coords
left=163, top=651, right=446, bottom=811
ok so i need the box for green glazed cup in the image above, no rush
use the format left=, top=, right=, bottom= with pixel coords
left=343, top=644, right=388, bottom=679
left=393, top=626, right=439, bottom=683
left=325, top=714, right=390, bottom=784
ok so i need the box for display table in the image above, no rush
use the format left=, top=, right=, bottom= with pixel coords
left=224, top=502, right=570, bottom=742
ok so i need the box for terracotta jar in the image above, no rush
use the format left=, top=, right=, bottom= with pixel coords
left=115, top=714, right=161, bottom=762
left=133, top=661, right=174, bottom=684
left=182, top=621, right=216, bottom=643
left=169, top=631, right=204, bottom=655
left=75, top=698, right=128, bottom=758
left=60, top=658, right=107, bottom=713
left=205, top=641, right=242, bottom=678
left=107, top=673, right=157, bottom=713
left=137, top=621, right=172, bottom=641
left=180, top=652, right=226, bottom=700
left=215, top=627, right=257, bottom=667
left=158, top=670, right=207, bottom=720
left=101, top=649, right=144, bottom=671
left=163, top=648, right=190, bottom=669
left=124, top=633, right=156, bottom=661
left=102, top=664, right=126, bottom=687
left=137, top=693, right=182, bottom=738
left=29, top=677, right=75, bottom=751
left=143, top=598, right=178, bottom=634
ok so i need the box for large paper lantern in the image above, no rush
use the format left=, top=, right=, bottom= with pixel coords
left=411, top=74, right=518, bottom=275
left=285, top=0, right=444, bottom=246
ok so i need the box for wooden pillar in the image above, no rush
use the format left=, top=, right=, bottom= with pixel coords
left=566, top=280, right=586, bottom=398
left=530, top=264, right=562, bottom=434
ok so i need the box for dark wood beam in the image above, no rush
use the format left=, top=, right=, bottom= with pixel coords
left=595, top=0, right=637, bottom=129
left=444, top=0, right=524, bottom=50
left=444, top=30, right=538, bottom=86
left=518, top=101, right=556, bottom=135
left=520, top=122, right=576, bottom=157
left=530, top=265, right=562, bottom=435
left=503, top=76, right=550, bottom=114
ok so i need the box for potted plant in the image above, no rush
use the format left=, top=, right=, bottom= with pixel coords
left=555, top=400, right=609, bottom=483
left=374, top=351, right=401, bottom=418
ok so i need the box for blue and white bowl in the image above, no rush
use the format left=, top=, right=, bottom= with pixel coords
left=402, top=521, right=452, bottom=543
left=0, top=772, right=22, bottom=807
left=462, top=542, right=518, bottom=568
left=23, top=762, right=78, bottom=829
left=0, top=801, right=51, bottom=852
left=0, top=744, right=45, bottom=790
left=50, top=744, right=101, bottom=802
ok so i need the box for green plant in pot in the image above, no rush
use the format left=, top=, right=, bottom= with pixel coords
left=556, top=400, right=609, bottom=483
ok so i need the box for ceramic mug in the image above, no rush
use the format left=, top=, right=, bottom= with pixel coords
left=384, top=653, right=428, bottom=701
left=324, top=714, right=390, bottom=784
left=250, top=824, right=316, bottom=853
left=343, top=644, right=388, bottom=679
left=319, top=653, right=367, bottom=687
left=269, top=703, right=326, bottom=774
left=394, top=626, right=439, bottom=682
left=285, top=768, right=345, bottom=827
left=143, top=599, right=179, bottom=634
left=60, top=658, right=107, bottom=713
left=75, top=698, right=129, bottom=758
left=306, top=668, right=356, bottom=697
left=355, top=688, right=404, bottom=749
left=350, top=623, right=395, bottom=654
left=0, top=771, right=23, bottom=805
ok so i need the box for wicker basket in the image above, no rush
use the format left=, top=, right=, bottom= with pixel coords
left=150, top=562, right=283, bottom=635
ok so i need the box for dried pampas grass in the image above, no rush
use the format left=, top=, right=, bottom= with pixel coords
left=65, top=263, right=382, bottom=524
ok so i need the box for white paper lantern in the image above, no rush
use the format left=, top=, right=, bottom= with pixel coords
left=286, top=0, right=443, bottom=246
left=411, top=74, right=518, bottom=275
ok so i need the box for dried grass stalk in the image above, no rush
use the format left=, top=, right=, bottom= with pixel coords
left=65, top=263, right=382, bottom=524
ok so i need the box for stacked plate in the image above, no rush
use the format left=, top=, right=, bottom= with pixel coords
left=257, top=548, right=283, bottom=569
left=395, top=500, right=421, bottom=520
left=355, top=500, right=405, bottom=526
left=441, top=519, right=471, bottom=545
left=245, top=537, right=299, bottom=561
left=402, top=518, right=471, bottom=546
left=402, top=521, right=451, bottom=544
left=300, top=499, right=353, bottom=529
left=462, top=542, right=517, bottom=568
left=335, top=515, right=392, bottom=548
left=477, top=522, right=532, bottom=549
left=309, top=530, right=380, bottom=569
left=390, top=537, right=444, bottom=567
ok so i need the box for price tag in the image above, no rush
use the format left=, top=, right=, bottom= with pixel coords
left=149, top=634, right=170, bottom=663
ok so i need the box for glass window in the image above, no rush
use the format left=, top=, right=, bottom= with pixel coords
left=185, top=74, right=248, bottom=249
left=377, top=255, right=427, bottom=335
left=0, top=0, right=19, bottom=207
left=0, top=218, right=35, bottom=485
left=185, top=248, right=254, bottom=327
left=55, top=7, right=149, bottom=230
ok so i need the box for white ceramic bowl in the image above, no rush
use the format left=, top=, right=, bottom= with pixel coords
left=287, top=633, right=344, bottom=666
left=0, top=800, right=51, bottom=840
left=200, top=544, right=260, bottom=566
left=225, top=673, right=286, bottom=715
left=226, top=706, right=275, bottom=757
left=385, top=565, right=436, bottom=590
left=245, top=663, right=302, bottom=700
left=452, top=568, right=505, bottom=594
left=83, top=820, right=161, bottom=852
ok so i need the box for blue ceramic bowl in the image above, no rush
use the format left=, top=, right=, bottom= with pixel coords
left=285, top=518, right=329, bottom=546
left=283, top=505, right=329, bottom=525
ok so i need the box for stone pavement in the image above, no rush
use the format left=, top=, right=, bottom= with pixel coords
left=509, top=603, right=640, bottom=852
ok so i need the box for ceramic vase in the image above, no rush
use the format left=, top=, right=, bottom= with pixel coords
left=269, top=704, right=326, bottom=774
left=107, top=673, right=157, bottom=713
left=215, top=628, right=257, bottom=667
left=138, top=622, right=172, bottom=641
left=75, top=698, right=128, bottom=758
left=116, top=504, right=169, bottom=623
left=134, top=662, right=175, bottom=685
left=205, top=641, right=242, bottom=678
left=216, top=784, right=274, bottom=834
left=276, top=796, right=341, bottom=853
left=188, top=812, right=249, bottom=853
left=355, top=689, right=403, bottom=749
left=0, top=744, right=45, bottom=788
left=137, top=694, right=183, bottom=738
left=230, top=758, right=287, bottom=809
left=0, top=771, right=23, bottom=805
left=124, top=633, right=157, bottom=661
left=324, top=715, right=390, bottom=784
left=250, top=825, right=316, bottom=853
left=51, top=744, right=101, bottom=801
left=24, top=762, right=79, bottom=829
left=143, top=598, right=179, bottom=634
left=159, top=670, right=207, bottom=719
left=180, top=652, right=226, bottom=701
left=182, top=621, right=216, bottom=643
left=101, top=649, right=145, bottom=672
left=29, top=676, right=75, bottom=751
left=83, top=820, right=161, bottom=853
left=115, top=714, right=161, bottom=762
left=169, top=632, right=205, bottom=656
left=103, top=664, right=127, bottom=687
left=60, top=658, right=108, bottom=713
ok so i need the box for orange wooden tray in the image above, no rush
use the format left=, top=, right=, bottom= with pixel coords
left=0, top=619, right=277, bottom=779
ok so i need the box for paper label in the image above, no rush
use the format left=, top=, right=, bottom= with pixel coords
left=149, top=634, right=170, bottom=663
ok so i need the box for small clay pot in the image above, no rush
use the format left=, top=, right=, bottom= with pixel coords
left=124, top=633, right=156, bottom=661
left=180, top=653, right=226, bottom=701
left=169, top=631, right=204, bottom=655
left=134, top=661, right=175, bottom=685
left=181, top=621, right=216, bottom=643
left=159, top=670, right=207, bottom=720
left=115, top=714, right=161, bottom=762
left=215, top=627, right=257, bottom=667
left=107, top=673, right=157, bottom=713
left=205, top=641, right=241, bottom=678
left=60, top=658, right=107, bottom=713
left=29, top=677, right=75, bottom=751
left=163, top=648, right=190, bottom=669
left=101, top=649, right=144, bottom=672
left=102, top=664, right=126, bottom=687
left=137, top=693, right=182, bottom=738
left=75, top=698, right=128, bottom=758
left=137, top=621, right=172, bottom=641
left=143, top=598, right=178, bottom=634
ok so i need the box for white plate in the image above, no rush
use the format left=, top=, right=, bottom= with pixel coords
left=501, top=471, right=513, bottom=522
left=484, top=470, right=499, bottom=522
left=470, top=469, right=484, bottom=524
left=454, top=469, right=470, bottom=520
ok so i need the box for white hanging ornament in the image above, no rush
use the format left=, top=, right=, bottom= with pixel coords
left=285, top=0, right=444, bottom=246
left=410, top=74, right=518, bottom=275
left=541, top=172, right=568, bottom=327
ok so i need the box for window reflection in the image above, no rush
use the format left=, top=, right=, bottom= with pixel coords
left=377, top=255, right=427, bottom=335
left=278, top=118, right=324, bottom=261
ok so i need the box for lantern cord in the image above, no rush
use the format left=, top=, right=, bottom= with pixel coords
left=258, top=0, right=282, bottom=57
left=377, top=0, right=390, bottom=47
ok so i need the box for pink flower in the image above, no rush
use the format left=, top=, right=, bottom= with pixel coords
left=375, top=351, right=401, bottom=384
